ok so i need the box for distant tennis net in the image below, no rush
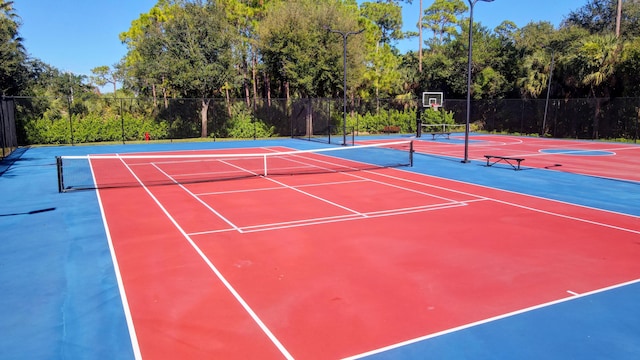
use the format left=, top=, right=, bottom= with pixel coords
left=56, top=140, right=414, bottom=192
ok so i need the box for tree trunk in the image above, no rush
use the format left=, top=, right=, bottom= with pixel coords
left=616, top=0, right=622, bottom=38
left=225, top=87, right=232, bottom=117
left=285, top=81, right=290, bottom=102
left=243, top=55, right=251, bottom=108
left=201, top=98, right=210, bottom=138
left=591, top=88, right=600, bottom=139
left=593, top=98, right=600, bottom=139
left=162, top=76, right=168, bottom=109
left=151, top=83, right=157, bottom=108
left=265, top=71, right=271, bottom=107
left=252, top=51, right=258, bottom=109
left=305, top=98, right=313, bottom=137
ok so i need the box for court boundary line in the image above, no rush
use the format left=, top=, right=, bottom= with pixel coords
left=343, top=278, right=640, bottom=360
left=382, top=165, right=640, bottom=220
left=194, top=179, right=368, bottom=196
left=219, top=158, right=368, bottom=218
left=117, top=156, right=295, bottom=360
left=151, top=163, right=243, bottom=232
left=150, top=148, right=480, bottom=234
left=283, top=152, right=468, bottom=204
left=188, top=201, right=475, bottom=235
left=369, top=167, right=640, bottom=234
left=91, top=158, right=142, bottom=360
left=410, top=135, right=640, bottom=183
left=136, top=149, right=478, bottom=235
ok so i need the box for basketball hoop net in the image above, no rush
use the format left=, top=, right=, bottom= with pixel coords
left=430, top=103, right=441, bottom=111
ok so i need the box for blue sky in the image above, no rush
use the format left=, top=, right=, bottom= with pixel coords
left=17, top=0, right=589, bottom=82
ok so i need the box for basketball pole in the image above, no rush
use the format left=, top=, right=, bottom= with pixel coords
left=464, top=0, right=494, bottom=163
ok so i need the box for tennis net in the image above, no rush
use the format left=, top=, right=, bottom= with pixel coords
left=56, top=140, right=413, bottom=192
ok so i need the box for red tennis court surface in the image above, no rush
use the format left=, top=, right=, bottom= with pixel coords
left=91, top=146, right=640, bottom=359
left=409, top=135, right=640, bottom=182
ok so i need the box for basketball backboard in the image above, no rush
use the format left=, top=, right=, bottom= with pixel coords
left=422, top=92, right=444, bottom=109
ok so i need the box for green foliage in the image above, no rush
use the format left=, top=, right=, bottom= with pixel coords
left=360, top=1, right=404, bottom=44
left=347, top=108, right=414, bottom=133
left=21, top=111, right=169, bottom=144
left=423, top=0, right=467, bottom=46
left=0, top=0, right=28, bottom=95
left=420, top=107, right=455, bottom=125
left=222, top=104, right=275, bottom=139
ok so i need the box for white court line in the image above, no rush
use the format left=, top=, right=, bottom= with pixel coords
left=488, top=196, right=640, bottom=235
left=188, top=201, right=485, bottom=236
left=391, top=166, right=640, bottom=228
left=343, top=278, right=640, bottom=360
left=220, top=159, right=367, bottom=217
left=119, top=156, right=295, bottom=360
left=151, top=163, right=242, bottom=233
left=279, top=151, right=471, bottom=204
left=194, top=179, right=368, bottom=196
left=238, top=202, right=472, bottom=234
left=91, top=157, right=142, bottom=360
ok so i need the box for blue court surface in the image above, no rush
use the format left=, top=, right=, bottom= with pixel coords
left=1, top=136, right=639, bottom=359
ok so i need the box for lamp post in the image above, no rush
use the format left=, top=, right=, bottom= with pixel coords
left=463, top=0, right=494, bottom=163
left=542, top=47, right=555, bottom=137
left=325, top=26, right=364, bottom=146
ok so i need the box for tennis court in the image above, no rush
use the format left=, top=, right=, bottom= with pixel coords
left=1, top=136, right=640, bottom=359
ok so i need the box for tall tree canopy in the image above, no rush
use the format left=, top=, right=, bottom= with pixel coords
left=0, top=0, right=27, bottom=95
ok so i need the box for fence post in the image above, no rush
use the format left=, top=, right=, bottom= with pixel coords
left=67, top=95, right=74, bottom=146
left=120, top=98, right=125, bottom=144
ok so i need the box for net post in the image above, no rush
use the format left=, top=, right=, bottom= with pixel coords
left=56, top=156, right=64, bottom=193
left=263, top=154, right=268, bottom=176
left=409, top=140, right=414, bottom=167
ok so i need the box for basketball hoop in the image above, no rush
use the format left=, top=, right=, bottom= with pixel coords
left=422, top=91, right=444, bottom=110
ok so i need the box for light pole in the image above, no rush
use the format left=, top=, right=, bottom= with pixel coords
left=325, top=26, right=364, bottom=146
left=542, top=47, right=555, bottom=137
left=463, top=0, right=494, bottom=163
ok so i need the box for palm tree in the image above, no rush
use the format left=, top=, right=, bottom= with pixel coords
left=573, top=33, right=622, bottom=138
left=517, top=50, right=550, bottom=99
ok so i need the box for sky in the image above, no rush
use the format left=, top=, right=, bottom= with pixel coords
left=16, top=0, right=590, bottom=84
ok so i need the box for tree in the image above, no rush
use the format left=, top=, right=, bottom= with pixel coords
left=257, top=0, right=366, bottom=99
left=517, top=49, right=550, bottom=99
left=568, top=33, right=622, bottom=138
left=514, top=22, right=557, bottom=99
left=360, top=1, right=404, bottom=45
left=0, top=0, right=27, bottom=95
left=91, top=64, right=121, bottom=96
left=619, top=37, right=640, bottom=96
left=119, top=1, right=178, bottom=106
left=162, top=0, right=235, bottom=137
left=422, top=0, right=467, bottom=48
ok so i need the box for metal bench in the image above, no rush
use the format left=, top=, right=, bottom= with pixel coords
left=484, top=155, right=525, bottom=170
left=383, top=126, right=401, bottom=134
left=429, top=132, right=451, bottom=140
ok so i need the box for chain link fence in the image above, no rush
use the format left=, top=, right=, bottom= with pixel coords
left=1, top=97, right=18, bottom=159
left=445, top=98, right=640, bottom=141
left=8, top=96, right=640, bottom=146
